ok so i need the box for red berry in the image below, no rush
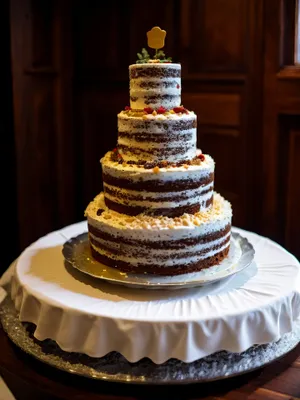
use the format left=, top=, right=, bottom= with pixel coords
left=173, top=107, right=184, bottom=113
left=113, top=148, right=117, bottom=152
left=198, top=154, right=205, bottom=161
left=173, top=106, right=188, bottom=114
left=144, top=107, right=153, bottom=114
left=157, top=106, right=167, bottom=114
left=176, top=84, right=180, bottom=89
left=125, top=106, right=131, bottom=111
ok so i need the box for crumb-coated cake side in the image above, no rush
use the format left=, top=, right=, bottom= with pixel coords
left=101, top=151, right=214, bottom=217
left=85, top=192, right=232, bottom=276
left=117, top=109, right=197, bottom=163
left=129, top=63, right=181, bottom=110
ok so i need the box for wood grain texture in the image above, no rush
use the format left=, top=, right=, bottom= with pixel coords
left=182, top=0, right=247, bottom=73
left=10, top=0, right=77, bottom=251
left=0, top=324, right=300, bottom=399
left=262, top=0, right=300, bottom=259
left=7, top=0, right=300, bottom=260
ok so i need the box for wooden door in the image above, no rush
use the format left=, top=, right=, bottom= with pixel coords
left=262, top=0, right=300, bottom=258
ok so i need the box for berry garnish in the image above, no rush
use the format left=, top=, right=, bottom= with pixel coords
left=173, top=106, right=188, bottom=114
left=113, top=147, right=117, bottom=152
left=157, top=106, right=167, bottom=114
left=198, top=154, right=205, bottom=161
left=125, top=106, right=131, bottom=111
left=144, top=107, right=153, bottom=114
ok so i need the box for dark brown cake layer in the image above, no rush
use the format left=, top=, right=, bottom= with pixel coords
left=103, top=197, right=213, bottom=217
left=104, top=185, right=212, bottom=202
left=88, top=224, right=231, bottom=249
left=131, top=94, right=178, bottom=105
left=118, top=144, right=194, bottom=158
left=130, top=67, right=181, bottom=79
left=90, top=245, right=230, bottom=276
left=90, top=234, right=230, bottom=260
left=118, top=132, right=194, bottom=143
left=102, top=173, right=214, bottom=191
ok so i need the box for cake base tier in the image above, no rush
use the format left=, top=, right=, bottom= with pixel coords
left=90, top=242, right=230, bottom=276
left=85, top=192, right=232, bottom=276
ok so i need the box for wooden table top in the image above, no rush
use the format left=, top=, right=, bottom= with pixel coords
left=1, top=324, right=300, bottom=400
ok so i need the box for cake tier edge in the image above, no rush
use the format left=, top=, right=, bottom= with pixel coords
left=85, top=192, right=232, bottom=276
left=117, top=109, right=197, bottom=163
left=101, top=151, right=214, bottom=217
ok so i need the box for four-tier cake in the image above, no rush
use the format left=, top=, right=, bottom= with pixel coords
left=85, top=29, right=232, bottom=276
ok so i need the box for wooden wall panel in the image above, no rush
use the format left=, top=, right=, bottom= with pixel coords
left=262, top=0, right=300, bottom=258
left=184, top=93, right=240, bottom=127
left=10, top=0, right=76, bottom=249
left=10, top=0, right=288, bottom=260
left=182, top=0, right=248, bottom=74
left=77, top=88, right=127, bottom=211
left=285, top=129, right=300, bottom=256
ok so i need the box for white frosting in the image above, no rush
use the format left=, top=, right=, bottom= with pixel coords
left=130, top=96, right=181, bottom=110
left=85, top=192, right=232, bottom=242
left=118, top=131, right=196, bottom=149
left=101, top=152, right=214, bottom=182
left=118, top=110, right=196, bottom=130
left=118, top=146, right=197, bottom=163
left=129, top=63, right=181, bottom=70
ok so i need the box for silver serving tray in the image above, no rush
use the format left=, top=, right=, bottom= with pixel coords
left=62, top=232, right=255, bottom=290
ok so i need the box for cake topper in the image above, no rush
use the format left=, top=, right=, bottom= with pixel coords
left=147, top=26, right=166, bottom=51
left=136, top=26, right=172, bottom=63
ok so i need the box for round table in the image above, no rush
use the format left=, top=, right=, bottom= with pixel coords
left=1, top=323, right=300, bottom=400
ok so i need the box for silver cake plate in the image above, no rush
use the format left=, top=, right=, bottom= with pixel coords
left=62, top=232, right=255, bottom=290
left=1, top=295, right=300, bottom=385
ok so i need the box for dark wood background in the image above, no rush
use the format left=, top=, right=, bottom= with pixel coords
left=2, top=0, right=300, bottom=272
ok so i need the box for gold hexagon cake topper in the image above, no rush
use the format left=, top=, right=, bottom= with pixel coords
left=147, top=26, right=166, bottom=50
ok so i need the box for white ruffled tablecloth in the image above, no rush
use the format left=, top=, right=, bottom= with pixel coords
left=1, top=222, right=300, bottom=364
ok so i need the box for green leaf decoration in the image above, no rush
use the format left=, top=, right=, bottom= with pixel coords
left=142, top=48, right=150, bottom=58
left=155, top=49, right=166, bottom=59
left=135, top=47, right=172, bottom=63
left=136, top=48, right=150, bottom=63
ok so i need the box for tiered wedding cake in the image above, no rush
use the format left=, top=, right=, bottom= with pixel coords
left=85, top=28, right=232, bottom=276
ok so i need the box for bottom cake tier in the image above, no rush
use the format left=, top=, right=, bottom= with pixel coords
left=85, top=192, right=232, bottom=276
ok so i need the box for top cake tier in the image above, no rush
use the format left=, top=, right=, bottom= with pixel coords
left=129, top=63, right=181, bottom=110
